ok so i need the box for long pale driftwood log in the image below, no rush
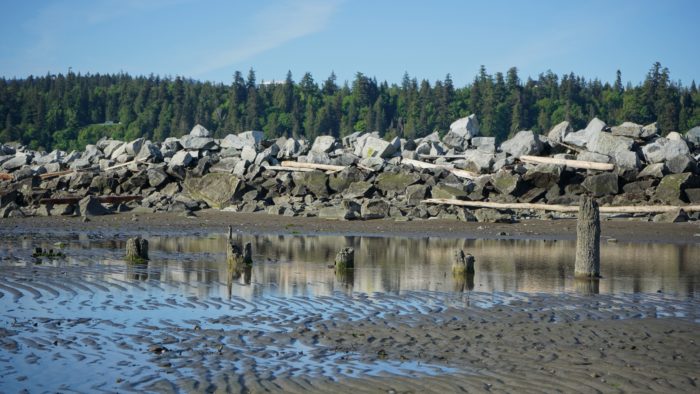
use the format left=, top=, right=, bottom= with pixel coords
left=401, top=158, right=478, bottom=179
left=519, top=155, right=615, bottom=171
left=105, top=159, right=147, bottom=171
left=264, top=165, right=315, bottom=172
left=418, top=154, right=467, bottom=159
left=39, top=195, right=143, bottom=205
left=423, top=198, right=700, bottom=213
left=280, top=161, right=345, bottom=172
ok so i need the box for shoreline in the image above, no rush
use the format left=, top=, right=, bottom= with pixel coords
left=1, top=210, right=699, bottom=244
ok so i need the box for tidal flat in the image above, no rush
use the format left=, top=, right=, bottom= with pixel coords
left=0, top=211, right=699, bottom=393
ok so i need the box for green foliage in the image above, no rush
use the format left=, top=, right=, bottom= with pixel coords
left=0, top=64, right=698, bottom=151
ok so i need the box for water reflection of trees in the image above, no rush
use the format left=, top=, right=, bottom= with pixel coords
left=15, top=234, right=699, bottom=299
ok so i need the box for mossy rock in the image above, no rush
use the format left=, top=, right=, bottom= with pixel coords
left=654, top=172, right=698, bottom=204
left=375, top=172, right=420, bottom=194
left=184, top=173, right=241, bottom=209
left=431, top=184, right=468, bottom=200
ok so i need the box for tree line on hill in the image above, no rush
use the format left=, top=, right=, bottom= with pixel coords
left=0, top=62, right=698, bottom=151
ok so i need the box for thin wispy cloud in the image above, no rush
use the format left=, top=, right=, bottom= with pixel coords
left=191, top=0, right=342, bottom=76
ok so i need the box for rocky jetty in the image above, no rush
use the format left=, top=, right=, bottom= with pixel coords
left=1, top=116, right=699, bottom=222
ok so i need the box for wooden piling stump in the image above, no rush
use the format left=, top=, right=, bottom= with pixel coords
left=452, top=250, right=475, bottom=275
left=575, top=196, right=600, bottom=278
left=126, top=237, right=149, bottom=262
left=334, top=247, right=354, bottom=270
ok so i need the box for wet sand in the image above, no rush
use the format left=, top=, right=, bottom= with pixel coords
left=1, top=212, right=699, bottom=392
left=2, top=209, right=700, bottom=244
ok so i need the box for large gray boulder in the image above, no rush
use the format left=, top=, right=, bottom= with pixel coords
left=654, top=173, right=699, bottom=204
left=685, top=126, right=700, bottom=147
left=582, top=173, right=619, bottom=196
left=183, top=173, right=242, bottom=208
left=310, top=136, right=337, bottom=153
left=2, top=154, right=30, bottom=171
left=562, top=117, right=607, bottom=148
left=190, top=124, right=211, bottom=138
left=641, top=137, right=690, bottom=164
left=491, top=171, right=521, bottom=195
left=220, top=134, right=245, bottom=149
left=237, top=130, right=264, bottom=147
left=135, top=141, right=163, bottom=162
left=361, top=199, right=389, bottom=220
left=169, top=151, right=193, bottom=167
left=523, top=164, right=562, bottom=188
left=586, top=132, right=639, bottom=170
left=547, top=121, right=573, bottom=146
left=354, top=135, right=400, bottom=159
left=443, top=114, right=480, bottom=150
left=500, top=130, right=543, bottom=158
left=611, top=122, right=644, bottom=138
left=278, top=138, right=302, bottom=159
left=77, top=196, right=111, bottom=216
left=125, top=138, right=145, bottom=156
left=459, top=150, right=494, bottom=173
left=180, top=135, right=218, bottom=151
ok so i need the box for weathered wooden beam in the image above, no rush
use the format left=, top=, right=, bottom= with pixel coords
left=280, top=161, right=346, bottom=172
left=423, top=198, right=700, bottom=213
left=39, top=195, right=143, bottom=205
left=519, top=155, right=614, bottom=171
left=39, top=170, right=76, bottom=180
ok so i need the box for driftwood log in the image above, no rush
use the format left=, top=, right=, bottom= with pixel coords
left=39, top=195, right=143, bottom=205
left=401, top=158, right=478, bottom=179
left=519, top=155, right=615, bottom=171
left=280, top=161, right=345, bottom=172
left=125, top=237, right=149, bottom=262
left=424, top=198, right=700, bottom=213
left=575, top=196, right=601, bottom=278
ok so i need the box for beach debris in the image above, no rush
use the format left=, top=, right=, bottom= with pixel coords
left=575, top=196, right=600, bottom=278
left=334, top=247, right=354, bottom=270
left=452, top=250, right=475, bottom=275
left=125, top=237, right=149, bottom=263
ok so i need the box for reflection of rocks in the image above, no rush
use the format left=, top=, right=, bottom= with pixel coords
left=91, top=233, right=700, bottom=298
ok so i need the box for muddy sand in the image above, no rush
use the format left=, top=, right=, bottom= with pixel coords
left=0, top=211, right=699, bottom=393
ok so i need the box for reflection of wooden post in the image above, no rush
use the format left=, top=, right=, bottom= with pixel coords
left=452, top=250, right=475, bottom=275
left=334, top=247, right=354, bottom=270
left=126, top=237, right=148, bottom=262
left=575, top=196, right=600, bottom=278
left=575, top=278, right=600, bottom=295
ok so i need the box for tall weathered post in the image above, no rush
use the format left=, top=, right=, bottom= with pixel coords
left=575, top=196, right=600, bottom=278
left=452, top=250, right=475, bottom=275
left=125, top=237, right=149, bottom=262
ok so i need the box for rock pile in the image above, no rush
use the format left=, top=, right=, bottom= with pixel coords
left=1, top=117, right=699, bottom=222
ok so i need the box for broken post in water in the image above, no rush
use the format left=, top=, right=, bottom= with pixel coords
left=575, top=196, right=600, bottom=278
left=125, top=237, right=149, bottom=262
left=227, top=226, right=253, bottom=279
left=452, top=250, right=475, bottom=275
left=334, top=247, right=354, bottom=270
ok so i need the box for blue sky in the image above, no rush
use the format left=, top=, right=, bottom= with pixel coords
left=0, top=0, right=698, bottom=87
